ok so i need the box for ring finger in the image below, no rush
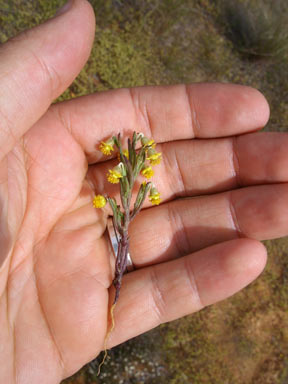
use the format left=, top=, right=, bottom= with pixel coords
left=128, top=182, right=288, bottom=266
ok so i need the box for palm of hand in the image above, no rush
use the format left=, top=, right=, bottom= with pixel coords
left=7, top=109, right=110, bottom=381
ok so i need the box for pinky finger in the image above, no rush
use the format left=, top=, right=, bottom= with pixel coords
left=106, top=238, right=267, bottom=348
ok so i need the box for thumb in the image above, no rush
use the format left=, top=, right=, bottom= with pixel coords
left=0, top=0, right=95, bottom=160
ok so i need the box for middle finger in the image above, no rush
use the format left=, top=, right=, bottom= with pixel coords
left=88, top=131, right=288, bottom=204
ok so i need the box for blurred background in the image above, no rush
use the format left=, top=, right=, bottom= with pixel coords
left=1, top=0, right=288, bottom=383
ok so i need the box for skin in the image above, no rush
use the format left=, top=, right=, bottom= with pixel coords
left=1, top=0, right=287, bottom=382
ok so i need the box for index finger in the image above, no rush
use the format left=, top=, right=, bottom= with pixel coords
left=53, top=83, right=270, bottom=163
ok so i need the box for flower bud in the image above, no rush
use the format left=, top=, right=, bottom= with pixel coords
left=141, top=135, right=156, bottom=148
left=147, top=147, right=162, bottom=165
left=107, top=162, right=126, bottom=184
left=149, top=184, right=161, bottom=205
left=141, top=166, right=154, bottom=178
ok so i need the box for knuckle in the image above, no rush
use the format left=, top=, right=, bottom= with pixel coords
left=150, top=268, right=167, bottom=323
left=128, top=87, right=153, bottom=137
left=167, top=202, right=191, bottom=257
left=31, top=52, right=61, bottom=98
left=184, top=257, right=204, bottom=310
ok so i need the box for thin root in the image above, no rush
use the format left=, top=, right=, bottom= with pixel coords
left=97, top=303, right=116, bottom=376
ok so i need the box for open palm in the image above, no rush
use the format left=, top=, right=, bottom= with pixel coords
left=2, top=1, right=288, bottom=383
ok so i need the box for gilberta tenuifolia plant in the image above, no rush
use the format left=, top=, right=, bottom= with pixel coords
left=93, top=131, right=162, bottom=371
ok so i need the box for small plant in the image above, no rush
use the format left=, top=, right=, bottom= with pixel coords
left=221, top=1, right=288, bottom=59
left=93, top=132, right=162, bottom=372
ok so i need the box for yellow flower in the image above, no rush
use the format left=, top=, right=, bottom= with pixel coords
left=147, top=148, right=162, bottom=165
left=107, top=162, right=126, bottom=184
left=93, top=195, right=107, bottom=208
left=141, top=166, right=154, bottom=179
left=99, top=138, right=114, bottom=155
left=107, top=169, right=122, bottom=184
left=149, top=184, right=161, bottom=206
left=117, top=149, right=129, bottom=161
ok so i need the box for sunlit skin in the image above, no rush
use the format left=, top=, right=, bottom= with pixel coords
left=2, top=1, right=288, bottom=383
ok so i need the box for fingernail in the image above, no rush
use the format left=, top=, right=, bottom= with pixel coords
left=55, top=0, right=73, bottom=17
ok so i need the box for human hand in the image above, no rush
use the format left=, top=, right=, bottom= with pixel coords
left=1, top=1, right=287, bottom=383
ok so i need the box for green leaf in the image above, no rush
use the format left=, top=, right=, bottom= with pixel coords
left=112, top=135, right=119, bottom=147
left=131, top=181, right=151, bottom=219
left=132, top=131, right=137, bottom=149
left=135, top=146, right=146, bottom=178
left=107, top=197, right=122, bottom=232
left=128, top=138, right=136, bottom=169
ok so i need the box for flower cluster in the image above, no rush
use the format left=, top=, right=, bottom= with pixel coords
left=93, top=132, right=163, bottom=302
left=93, top=132, right=163, bottom=370
left=95, top=132, right=162, bottom=207
left=93, top=132, right=162, bottom=313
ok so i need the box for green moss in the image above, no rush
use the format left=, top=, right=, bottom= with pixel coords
left=162, top=312, right=231, bottom=384
left=56, top=19, right=165, bottom=101
left=0, top=0, right=66, bottom=42
left=91, top=22, right=165, bottom=90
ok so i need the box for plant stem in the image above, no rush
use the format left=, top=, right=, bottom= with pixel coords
left=113, top=164, right=133, bottom=305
